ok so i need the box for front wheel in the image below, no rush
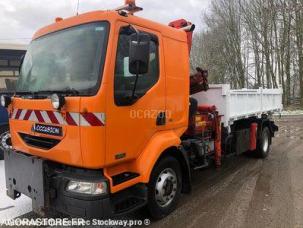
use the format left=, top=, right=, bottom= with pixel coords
left=0, top=131, right=12, bottom=160
left=147, top=156, right=182, bottom=219
left=255, top=127, right=271, bottom=158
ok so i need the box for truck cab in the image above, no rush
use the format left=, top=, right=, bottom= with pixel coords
left=2, top=3, right=192, bottom=218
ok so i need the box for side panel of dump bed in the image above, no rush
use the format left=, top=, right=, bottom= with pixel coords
left=192, top=84, right=283, bottom=127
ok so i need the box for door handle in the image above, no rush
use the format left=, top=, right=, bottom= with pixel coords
left=156, top=112, right=166, bottom=126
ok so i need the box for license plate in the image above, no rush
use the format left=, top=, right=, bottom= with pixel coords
left=32, top=123, right=62, bottom=136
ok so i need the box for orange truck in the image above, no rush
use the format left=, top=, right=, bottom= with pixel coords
left=0, top=1, right=282, bottom=219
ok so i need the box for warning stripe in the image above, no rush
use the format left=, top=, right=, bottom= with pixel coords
left=66, top=112, right=78, bottom=126
left=15, top=109, right=22, bottom=120
left=10, top=109, right=105, bottom=127
left=24, top=110, right=32, bottom=121
left=34, top=110, right=44, bottom=123
left=47, top=111, right=59, bottom=125
left=81, top=113, right=104, bottom=127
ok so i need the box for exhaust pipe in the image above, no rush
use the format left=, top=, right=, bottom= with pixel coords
left=169, top=19, right=195, bottom=53
left=180, top=24, right=196, bottom=32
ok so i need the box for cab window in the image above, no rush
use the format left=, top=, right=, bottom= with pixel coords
left=114, top=26, right=159, bottom=106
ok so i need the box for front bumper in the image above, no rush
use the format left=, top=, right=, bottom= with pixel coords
left=4, top=150, right=147, bottom=218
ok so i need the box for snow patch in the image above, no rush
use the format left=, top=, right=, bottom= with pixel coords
left=273, top=110, right=303, bottom=116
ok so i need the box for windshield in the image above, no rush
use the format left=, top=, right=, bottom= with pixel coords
left=17, top=22, right=109, bottom=95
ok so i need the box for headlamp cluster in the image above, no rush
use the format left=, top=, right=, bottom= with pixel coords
left=51, top=94, right=65, bottom=110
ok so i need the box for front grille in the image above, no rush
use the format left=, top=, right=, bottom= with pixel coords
left=19, top=133, right=60, bottom=150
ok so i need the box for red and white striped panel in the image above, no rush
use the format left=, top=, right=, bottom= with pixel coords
left=10, top=109, right=105, bottom=127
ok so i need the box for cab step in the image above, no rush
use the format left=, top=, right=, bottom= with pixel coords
left=111, top=183, right=147, bottom=215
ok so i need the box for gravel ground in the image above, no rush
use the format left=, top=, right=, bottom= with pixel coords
left=0, top=115, right=303, bottom=228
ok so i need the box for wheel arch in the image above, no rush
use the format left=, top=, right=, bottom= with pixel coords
left=156, top=146, right=191, bottom=193
left=136, top=130, right=191, bottom=193
left=258, top=116, right=278, bottom=140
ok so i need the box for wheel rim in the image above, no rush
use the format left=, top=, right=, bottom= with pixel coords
left=0, top=131, right=12, bottom=150
left=155, top=168, right=178, bottom=208
left=262, top=131, right=269, bottom=152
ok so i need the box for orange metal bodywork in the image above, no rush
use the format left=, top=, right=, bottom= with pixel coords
left=10, top=11, right=190, bottom=193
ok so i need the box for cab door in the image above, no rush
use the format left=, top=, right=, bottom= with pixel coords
left=105, top=23, right=165, bottom=165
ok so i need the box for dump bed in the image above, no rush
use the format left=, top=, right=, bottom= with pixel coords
left=192, top=84, right=283, bottom=127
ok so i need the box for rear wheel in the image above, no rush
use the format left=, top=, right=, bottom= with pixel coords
left=147, top=156, right=182, bottom=219
left=255, top=127, right=271, bottom=158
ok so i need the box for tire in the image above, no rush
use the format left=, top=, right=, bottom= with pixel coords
left=147, top=156, right=182, bottom=219
left=255, top=127, right=271, bottom=158
left=0, top=125, right=9, bottom=160
left=0, top=130, right=11, bottom=160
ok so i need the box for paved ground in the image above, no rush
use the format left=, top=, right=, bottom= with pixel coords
left=0, top=161, right=32, bottom=220
left=151, top=115, right=303, bottom=228
left=0, top=116, right=303, bottom=227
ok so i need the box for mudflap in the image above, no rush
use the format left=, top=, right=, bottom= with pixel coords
left=4, top=150, right=45, bottom=215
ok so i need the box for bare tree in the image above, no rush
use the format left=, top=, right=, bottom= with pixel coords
left=191, top=0, right=303, bottom=106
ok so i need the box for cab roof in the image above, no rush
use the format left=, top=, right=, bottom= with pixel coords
left=33, top=10, right=187, bottom=42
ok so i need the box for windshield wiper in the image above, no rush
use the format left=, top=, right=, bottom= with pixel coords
left=15, top=91, right=39, bottom=96
left=14, top=91, right=48, bottom=99
left=34, top=88, right=80, bottom=96
left=63, top=88, right=80, bottom=96
left=15, top=88, right=80, bottom=98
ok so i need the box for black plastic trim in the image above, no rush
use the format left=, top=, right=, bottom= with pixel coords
left=112, top=172, right=139, bottom=186
left=19, top=133, right=60, bottom=150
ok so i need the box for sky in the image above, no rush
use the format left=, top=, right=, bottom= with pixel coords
left=0, top=0, right=210, bottom=44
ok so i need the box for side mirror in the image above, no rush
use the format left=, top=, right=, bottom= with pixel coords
left=129, top=33, right=150, bottom=75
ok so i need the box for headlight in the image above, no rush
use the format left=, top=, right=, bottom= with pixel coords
left=51, top=93, right=65, bottom=110
left=66, top=180, right=108, bottom=195
left=0, top=95, right=12, bottom=108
